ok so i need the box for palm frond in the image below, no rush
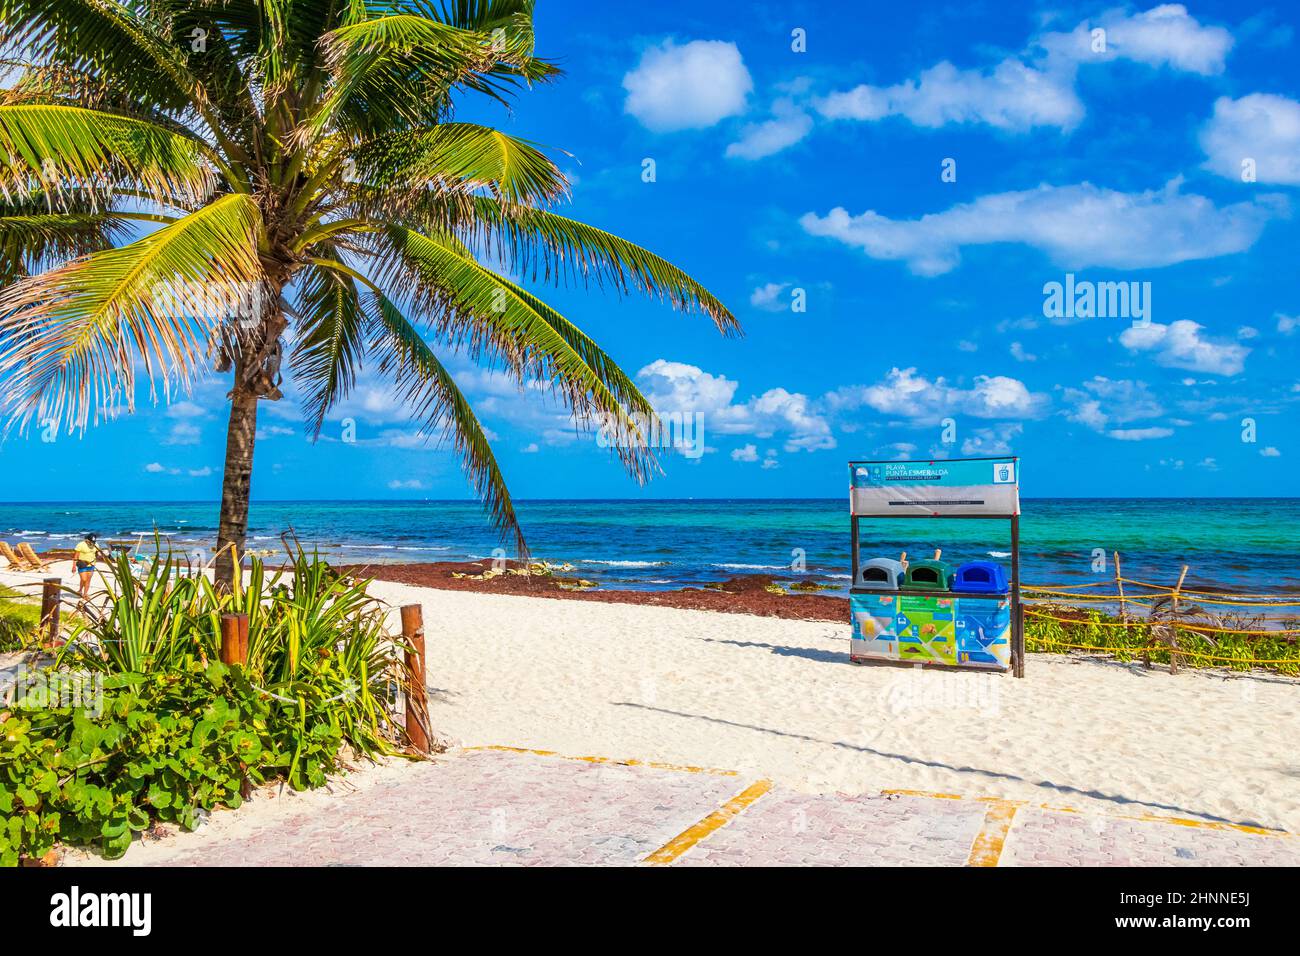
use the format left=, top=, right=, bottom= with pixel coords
left=0, top=193, right=266, bottom=432
left=442, top=198, right=739, bottom=334
left=0, top=191, right=131, bottom=283
left=308, top=13, right=557, bottom=140
left=289, top=260, right=366, bottom=436
left=0, top=62, right=121, bottom=111
left=365, top=286, right=525, bottom=554
left=0, top=0, right=205, bottom=117
left=0, top=104, right=218, bottom=206
left=420, top=0, right=540, bottom=36
left=350, top=123, right=569, bottom=207
left=378, top=224, right=659, bottom=482
left=154, top=4, right=266, bottom=148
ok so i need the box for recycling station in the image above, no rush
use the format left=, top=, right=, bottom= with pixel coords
left=848, top=457, right=1025, bottom=677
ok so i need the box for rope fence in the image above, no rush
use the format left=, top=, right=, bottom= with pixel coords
left=1021, top=565, right=1300, bottom=676
left=1023, top=607, right=1300, bottom=636
left=1025, top=580, right=1300, bottom=607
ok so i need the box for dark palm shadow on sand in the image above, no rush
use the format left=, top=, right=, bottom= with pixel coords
left=690, top=636, right=848, bottom=665
left=611, top=701, right=1272, bottom=830
left=426, top=686, right=459, bottom=704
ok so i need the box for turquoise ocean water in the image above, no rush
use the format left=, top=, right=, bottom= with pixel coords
left=1, top=498, right=1298, bottom=595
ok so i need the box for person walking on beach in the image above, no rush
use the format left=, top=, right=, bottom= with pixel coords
left=72, top=533, right=102, bottom=603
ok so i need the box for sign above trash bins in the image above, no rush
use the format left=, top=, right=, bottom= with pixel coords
left=849, top=457, right=1020, bottom=517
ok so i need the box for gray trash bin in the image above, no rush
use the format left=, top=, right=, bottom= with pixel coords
left=858, top=557, right=905, bottom=590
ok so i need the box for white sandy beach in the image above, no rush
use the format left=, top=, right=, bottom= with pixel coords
left=5, top=565, right=1298, bottom=849
left=362, top=580, right=1300, bottom=834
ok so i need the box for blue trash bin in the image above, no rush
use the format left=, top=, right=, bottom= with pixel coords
left=858, top=557, right=904, bottom=590
left=952, top=560, right=1009, bottom=594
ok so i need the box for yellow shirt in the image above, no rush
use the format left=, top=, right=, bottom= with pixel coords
left=74, top=541, right=97, bottom=564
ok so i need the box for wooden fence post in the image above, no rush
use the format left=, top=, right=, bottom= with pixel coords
left=1169, top=565, right=1188, bottom=675
left=220, top=613, right=248, bottom=665
left=1113, top=552, right=1128, bottom=623
left=402, top=604, right=429, bottom=754
left=1114, top=551, right=1147, bottom=668
left=40, top=577, right=60, bottom=647
left=218, top=612, right=252, bottom=798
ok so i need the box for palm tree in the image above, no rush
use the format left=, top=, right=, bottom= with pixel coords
left=0, top=1, right=736, bottom=590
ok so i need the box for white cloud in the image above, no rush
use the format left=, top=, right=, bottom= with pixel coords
left=748, top=282, right=790, bottom=311
left=637, top=359, right=738, bottom=416
left=1109, top=427, right=1174, bottom=440
left=1277, top=314, right=1299, bottom=335
left=163, top=421, right=201, bottom=445
left=1009, top=341, right=1037, bottom=362
left=883, top=442, right=917, bottom=460
left=726, top=98, right=813, bottom=159
left=961, top=423, right=1023, bottom=456
left=810, top=5, right=1230, bottom=142
left=800, top=180, right=1283, bottom=276
left=166, top=401, right=207, bottom=419
left=731, top=443, right=758, bottom=462
left=1119, top=320, right=1249, bottom=375
left=187, top=466, right=212, bottom=478
left=521, top=443, right=539, bottom=453
left=827, top=367, right=1048, bottom=423
left=816, top=58, right=1082, bottom=132
left=1261, top=446, right=1281, bottom=457
left=1067, top=397, right=1108, bottom=431
left=144, top=462, right=166, bottom=473
left=1200, top=94, right=1300, bottom=184
left=957, top=340, right=978, bottom=352
left=1063, top=377, right=1164, bottom=433
left=540, top=427, right=578, bottom=447
left=1041, top=5, right=1233, bottom=75
left=636, top=360, right=835, bottom=452
left=388, top=479, right=427, bottom=491
left=753, top=389, right=836, bottom=451
left=623, top=40, right=752, bottom=132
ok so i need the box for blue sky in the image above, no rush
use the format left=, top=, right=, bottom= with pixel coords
left=2, top=1, right=1298, bottom=502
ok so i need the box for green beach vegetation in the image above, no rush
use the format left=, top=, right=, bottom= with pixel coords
left=0, top=0, right=737, bottom=593
left=0, top=585, right=40, bottom=651
left=0, top=547, right=411, bottom=864
left=1025, top=604, right=1300, bottom=677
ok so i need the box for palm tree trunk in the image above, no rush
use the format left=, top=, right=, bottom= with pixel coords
left=213, top=288, right=287, bottom=592
left=214, top=375, right=259, bottom=593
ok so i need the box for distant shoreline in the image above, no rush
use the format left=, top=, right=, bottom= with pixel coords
left=3, top=495, right=1300, bottom=505
left=340, top=560, right=848, bottom=622
left=9, top=498, right=1300, bottom=599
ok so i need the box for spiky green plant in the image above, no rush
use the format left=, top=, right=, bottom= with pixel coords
left=0, top=584, right=41, bottom=650
left=57, top=545, right=405, bottom=760
left=0, top=1, right=738, bottom=590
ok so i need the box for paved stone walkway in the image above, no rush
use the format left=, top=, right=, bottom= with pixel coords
left=119, top=746, right=1300, bottom=867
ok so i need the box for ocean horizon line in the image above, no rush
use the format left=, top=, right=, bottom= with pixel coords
left=2, top=495, right=1298, bottom=506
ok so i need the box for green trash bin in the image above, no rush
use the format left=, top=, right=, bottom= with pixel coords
left=904, top=559, right=953, bottom=592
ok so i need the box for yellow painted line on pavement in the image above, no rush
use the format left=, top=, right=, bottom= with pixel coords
left=472, top=747, right=1293, bottom=842
left=1039, top=802, right=1288, bottom=838
left=887, top=786, right=1292, bottom=841
left=464, top=744, right=739, bottom=777
left=883, top=788, right=964, bottom=800
left=643, top=779, right=774, bottom=866
left=966, top=800, right=1023, bottom=867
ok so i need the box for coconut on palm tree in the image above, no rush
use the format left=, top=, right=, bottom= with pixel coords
left=0, top=0, right=736, bottom=589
